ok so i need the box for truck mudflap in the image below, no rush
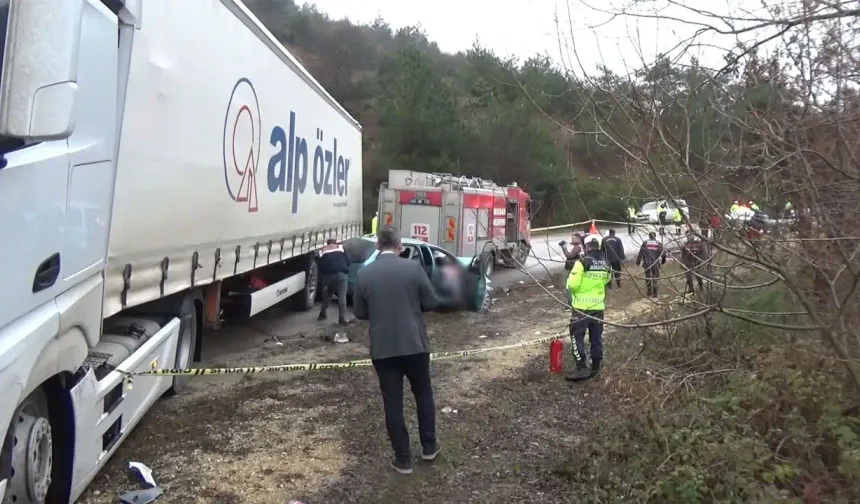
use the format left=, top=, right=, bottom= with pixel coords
left=68, top=318, right=180, bottom=501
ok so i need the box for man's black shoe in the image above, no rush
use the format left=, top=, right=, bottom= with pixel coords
left=590, top=361, right=602, bottom=377
left=565, top=362, right=591, bottom=381
left=422, top=442, right=442, bottom=461
left=391, top=458, right=413, bottom=475
left=317, top=313, right=327, bottom=321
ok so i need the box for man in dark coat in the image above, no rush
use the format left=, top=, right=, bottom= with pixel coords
left=636, top=232, right=666, bottom=298
left=600, top=229, right=625, bottom=288
left=353, top=227, right=441, bottom=475
left=680, top=231, right=708, bottom=294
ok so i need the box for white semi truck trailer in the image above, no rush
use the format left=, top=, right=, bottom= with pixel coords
left=0, top=0, right=363, bottom=502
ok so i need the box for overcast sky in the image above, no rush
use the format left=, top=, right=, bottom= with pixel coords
left=307, top=0, right=762, bottom=76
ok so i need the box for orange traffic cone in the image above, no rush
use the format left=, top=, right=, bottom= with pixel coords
left=589, top=220, right=599, bottom=235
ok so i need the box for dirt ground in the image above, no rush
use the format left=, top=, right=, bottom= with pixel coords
left=80, top=262, right=687, bottom=504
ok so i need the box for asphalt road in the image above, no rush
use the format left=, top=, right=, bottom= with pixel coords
left=495, top=222, right=688, bottom=287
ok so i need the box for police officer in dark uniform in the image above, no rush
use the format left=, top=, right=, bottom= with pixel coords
left=636, top=232, right=666, bottom=298
left=600, top=229, right=625, bottom=289
left=681, top=231, right=707, bottom=294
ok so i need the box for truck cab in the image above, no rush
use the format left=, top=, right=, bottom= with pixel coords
left=0, top=2, right=153, bottom=503
left=1, top=1, right=364, bottom=502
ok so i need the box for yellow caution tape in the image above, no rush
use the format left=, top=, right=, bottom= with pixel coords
left=119, top=297, right=672, bottom=387
left=118, top=331, right=567, bottom=384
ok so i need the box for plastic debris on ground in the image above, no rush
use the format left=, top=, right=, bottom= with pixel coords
left=121, top=462, right=163, bottom=503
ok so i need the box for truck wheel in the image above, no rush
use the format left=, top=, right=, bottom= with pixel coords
left=166, top=296, right=198, bottom=396
left=500, top=243, right=527, bottom=269
left=292, top=256, right=318, bottom=311
left=2, top=389, right=53, bottom=504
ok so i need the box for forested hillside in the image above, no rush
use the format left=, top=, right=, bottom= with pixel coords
left=243, top=0, right=659, bottom=224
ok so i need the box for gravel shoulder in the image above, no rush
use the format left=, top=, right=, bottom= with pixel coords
left=80, top=262, right=686, bottom=504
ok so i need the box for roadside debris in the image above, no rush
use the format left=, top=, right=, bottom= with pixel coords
left=119, top=487, right=163, bottom=504
left=120, top=462, right=162, bottom=503
left=128, top=462, right=157, bottom=487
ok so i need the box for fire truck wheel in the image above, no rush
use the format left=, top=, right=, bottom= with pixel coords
left=2, top=389, right=53, bottom=504
left=500, top=243, right=527, bottom=268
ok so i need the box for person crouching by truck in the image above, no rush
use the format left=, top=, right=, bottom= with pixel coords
left=317, top=239, right=350, bottom=325
left=566, top=238, right=611, bottom=381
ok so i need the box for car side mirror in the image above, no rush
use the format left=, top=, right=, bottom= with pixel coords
left=0, top=0, right=84, bottom=140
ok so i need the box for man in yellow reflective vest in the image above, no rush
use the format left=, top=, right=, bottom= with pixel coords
left=371, top=211, right=378, bottom=234
left=627, top=204, right=637, bottom=233
left=566, top=238, right=611, bottom=380
left=674, top=207, right=684, bottom=235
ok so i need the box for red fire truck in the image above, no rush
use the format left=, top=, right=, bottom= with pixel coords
left=377, top=170, right=533, bottom=275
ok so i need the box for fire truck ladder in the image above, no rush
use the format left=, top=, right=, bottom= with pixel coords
left=420, top=173, right=499, bottom=192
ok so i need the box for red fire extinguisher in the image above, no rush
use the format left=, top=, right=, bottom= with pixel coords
left=549, top=339, right=564, bottom=374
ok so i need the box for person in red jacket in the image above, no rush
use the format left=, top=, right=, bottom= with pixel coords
left=709, top=213, right=722, bottom=240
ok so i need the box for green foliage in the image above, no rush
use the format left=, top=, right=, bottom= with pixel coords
left=556, top=287, right=860, bottom=503
left=375, top=45, right=463, bottom=173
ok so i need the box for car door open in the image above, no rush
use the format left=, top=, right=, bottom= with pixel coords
left=463, top=252, right=490, bottom=311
